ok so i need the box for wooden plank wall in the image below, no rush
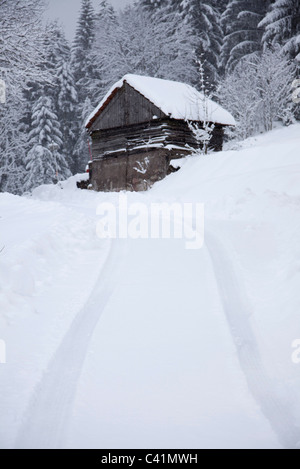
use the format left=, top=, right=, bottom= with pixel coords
left=90, top=82, right=165, bottom=132
left=91, top=119, right=224, bottom=159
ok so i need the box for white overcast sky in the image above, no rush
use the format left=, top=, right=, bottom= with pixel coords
left=45, top=0, right=132, bottom=40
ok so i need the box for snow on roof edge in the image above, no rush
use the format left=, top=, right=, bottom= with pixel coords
left=85, top=74, right=236, bottom=129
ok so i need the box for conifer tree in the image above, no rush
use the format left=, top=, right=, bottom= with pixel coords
left=181, top=0, right=223, bottom=85
left=56, top=61, right=78, bottom=172
left=0, top=99, right=27, bottom=194
left=73, top=97, right=93, bottom=174
left=0, top=0, right=48, bottom=194
left=140, top=0, right=168, bottom=10
left=221, top=0, right=271, bottom=72
left=87, top=0, right=117, bottom=104
left=259, top=0, right=300, bottom=63
left=71, top=0, right=96, bottom=103
left=25, top=95, right=70, bottom=191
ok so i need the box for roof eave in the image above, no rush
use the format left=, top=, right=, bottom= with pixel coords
left=86, top=77, right=236, bottom=129
left=86, top=85, right=122, bottom=130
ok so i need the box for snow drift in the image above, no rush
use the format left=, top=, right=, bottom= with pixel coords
left=0, top=124, right=300, bottom=449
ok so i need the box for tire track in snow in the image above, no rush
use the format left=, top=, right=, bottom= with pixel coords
left=205, top=230, right=300, bottom=449
left=15, top=239, right=127, bottom=449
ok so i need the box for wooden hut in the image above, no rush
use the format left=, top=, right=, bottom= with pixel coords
left=85, top=74, right=235, bottom=192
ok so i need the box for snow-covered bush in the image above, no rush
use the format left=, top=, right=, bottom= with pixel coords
left=255, top=48, right=296, bottom=131
left=91, top=2, right=198, bottom=90
left=217, top=48, right=296, bottom=140
left=188, top=61, right=215, bottom=154
left=216, top=58, right=260, bottom=140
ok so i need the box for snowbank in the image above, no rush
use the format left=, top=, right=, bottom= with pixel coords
left=1, top=124, right=300, bottom=449
left=0, top=191, right=110, bottom=447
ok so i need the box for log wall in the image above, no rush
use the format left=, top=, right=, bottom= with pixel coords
left=88, top=82, right=226, bottom=191
left=90, top=82, right=165, bottom=132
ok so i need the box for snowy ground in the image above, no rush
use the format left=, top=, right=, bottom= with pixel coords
left=1, top=124, right=300, bottom=449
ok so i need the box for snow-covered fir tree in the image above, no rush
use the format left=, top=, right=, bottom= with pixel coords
left=72, top=97, right=93, bottom=173
left=140, top=0, right=223, bottom=85
left=217, top=0, right=229, bottom=15
left=45, top=22, right=80, bottom=172
left=22, top=21, right=68, bottom=103
left=69, top=0, right=96, bottom=173
left=0, top=97, right=27, bottom=194
left=139, top=0, right=168, bottom=10
left=42, top=21, right=71, bottom=97
left=259, top=0, right=300, bottom=63
left=22, top=21, right=78, bottom=179
left=71, top=0, right=96, bottom=103
left=181, top=0, right=223, bottom=85
left=86, top=0, right=117, bottom=104
left=221, top=0, right=271, bottom=72
left=25, top=96, right=70, bottom=191
left=24, top=145, right=55, bottom=192
left=0, top=0, right=48, bottom=194
left=27, top=95, right=62, bottom=157
left=97, top=0, right=116, bottom=26
left=43, top=21, right=70, bottom=68
left=56, top=61, right=78, bottom=173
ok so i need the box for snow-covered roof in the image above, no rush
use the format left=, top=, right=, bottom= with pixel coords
left=85, top=74, right=236, bottom=129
